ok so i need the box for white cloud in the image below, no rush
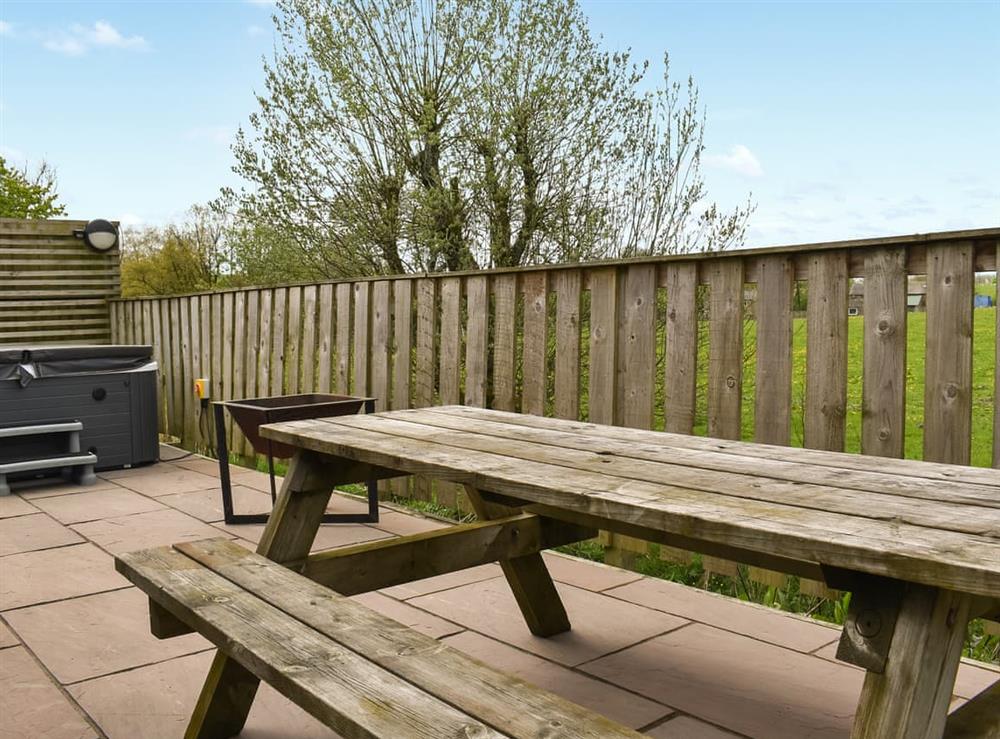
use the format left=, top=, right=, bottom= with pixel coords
left=118, top=213, right=145, bottom=227
left=43, top=20, right=147, bottom=56
left=706, top=144, right=763, bottom=178
left=0, top=20, right=12, bottom=36
left=247, top=25, right=265, bottom=37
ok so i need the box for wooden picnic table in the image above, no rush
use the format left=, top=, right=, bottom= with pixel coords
left=131, top=406, right=1000, bottom=738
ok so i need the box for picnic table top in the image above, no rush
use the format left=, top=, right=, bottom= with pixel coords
left=261, top=405, right=1000, bottom=600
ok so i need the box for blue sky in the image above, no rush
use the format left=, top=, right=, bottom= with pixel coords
left=1, top=1, right=997, bottom=247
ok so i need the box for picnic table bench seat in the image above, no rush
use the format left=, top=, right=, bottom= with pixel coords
left=116, top=537, right=639, bottom=739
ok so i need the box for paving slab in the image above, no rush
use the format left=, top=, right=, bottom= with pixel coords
left=1, top=543, right=128, bottom=611
left=410, top=577, right=687, bottom=666
left=229, top=468, right=281, bottom=493
left=72, top=508, right=230, bottom=555
left=0, top=618, right=18, bottom=648
left=214, top=521, right=393, bottom=552
left=15, top=481, right=118, bottom=500
left=98, top=463, right=172, bottom=480
left=583, top=622, right=863, bottom=739
left=605, top=576, right=840, bottom=653
left=543, top=552, right=643, bottom=592
left=30, top=487, right=165, bottom=525
left=0, top=646, right=96, bottom=739
left=0, top=513, right=83, bottom=557
left=381, top=562, right=503, bottom=600
left=68, top=650, right=336, bottom=739
left=156, top=485, right=273, bottom=523
left=169, top=456, right=222, bottom=476
left=326, top=492, right=376, bottom=514
left=644, top=715, right=741, bottom=738
left=443, top=630, right=672, bottom=730
left=4, top=587, right=210, bottom=685
left=0, top=494, right=38, bottom=519
left=350, top=591, right=463, bottom=639
left=113, top=468, right=219, bottom=497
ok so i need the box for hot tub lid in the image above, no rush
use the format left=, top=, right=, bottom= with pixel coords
left=0, top=345, right=155, bottom=384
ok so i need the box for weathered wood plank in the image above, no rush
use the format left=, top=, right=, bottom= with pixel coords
left=464, top=275, right=489, bottom=408
left=438, top=277, right=462, bottom=406
left=242, top=290, right=261, bottom=456
left=260, top=413, right=1000, bottom=599
left=862, top=248, right=907, bottom=458
left=177, top=538, right=637, bottom=738
left=117, top=546, right=507, bottom=739
left=300, top=285, right=318, bottom=392
left=390, top=280, right=413, bottom=497
left=186, top=297, right=201, bottom=451
left=588, top=267, right=618, bottom=425
left=285, top=287, right=302, bottom=395
left=209, top=294, right=223, bottom=453
left=169, top=298, right=186, bottom=444
left=851, top=586, right=971, bottom=739
left=316, top=284, right=334, bottom=393
left=300, top=513, right=592, bottom=595
left=370, top=281, right=391, bottom=412
left=492, top=274, right=518, bottom=412
left=414, top=279, right=436, bottom=408
left=270, top=288, right=287, bottom=396
left=440, top=404, right=1000, bottom=489
left=521, top=272, right=549, bottom=416
left=996, top=242, right=1000, bottom=469
left=707, top=259, right=744, bottom=440
left=805, top=250, right=849, bottom=451
left=553, top=270, right=581, bottom=420
left=334, top=283, right=351, bottom=394
left=617, top=264, right=656, bottom=429
left=352, top=282, right=370, bottom=397
left=754, top=255, right=794, bottom=445
left=663, top=262, right=699, bottom=434
left=220, top=293, right=235, bottom=446
left=944, top=680, right=1000, bottom=738
left=256, top=290, right=273, bottom=409
left=924, top=242, right=974, bottom=465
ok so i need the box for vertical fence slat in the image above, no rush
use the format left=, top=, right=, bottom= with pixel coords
left=231, top=292, right=247, bottom=454
left=209, top=294, right=223, bottom=455
left=707, top=259, right=744, bottom=440
left=464, top=275, right=489, bottom=408
left=924, top=242, right=973, bottom=464
left=301, top=285, right=318, bottom=392
left=618, top=264, right=656, bottom=429
left=285, top=287, right=302, bottom=395
left=220, top=293, right=235, bottom=449
left=257, top=289, right=273, bottom=409
left=492, top=274, right=517, bottom=412
left=439, top=277, right=462, bottom=406
left=353, top=282, right=371, bottom=397
left=664, top=262, right=698, bottom=434
left=862, top=247, right=907, bottom=458
left=414, top=278, right=437, bottom=502
left=169, top=298, right=185, bottom=443
left=554, top=270, right=581, bottom=420
left=804, top=251, right=848, bottom=451
left=270, top=288, right=287, bottom=396
left=335, top=283, right=351, bottom=394
left=371, top=281, right=391, bottom=412
left=391, top=280, right=413, bottom=498
left=148, top=301, right=165, bottom=434
left=317, top=284, right=334, bottom=393
left=242, top=290, right=261, bottom=457
left=181, top=298, right=196, bottom=449
left=187, top=297, right=202, bottom=451
left=588, top=267, right=618, bottom=425
left=521, top=272, right=548, bottom=416
left=754, top=256, right=794, bottom=445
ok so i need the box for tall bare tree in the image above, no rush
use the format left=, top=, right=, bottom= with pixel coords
left=225, top=0, right=751, bottom=277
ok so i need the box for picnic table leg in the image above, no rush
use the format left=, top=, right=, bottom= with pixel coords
left=850, top=585, right=972, bottom=739
left=185, top=451, right=338, bottom=739
left=463, top=484, right=570, bottom=637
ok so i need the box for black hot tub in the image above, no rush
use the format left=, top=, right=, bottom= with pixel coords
left=0, top=345, right=159, bottom=470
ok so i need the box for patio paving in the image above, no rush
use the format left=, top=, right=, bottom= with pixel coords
left=0, top=446, right=996, bottom=738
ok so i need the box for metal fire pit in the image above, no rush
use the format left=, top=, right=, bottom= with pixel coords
left=213, top=394, right=377, bottom=525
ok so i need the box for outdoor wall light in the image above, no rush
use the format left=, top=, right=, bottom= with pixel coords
left=75, top=219, right=119, bottom=252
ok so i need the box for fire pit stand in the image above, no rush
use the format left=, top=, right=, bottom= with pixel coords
left=213, top=394, right=378, bottom=525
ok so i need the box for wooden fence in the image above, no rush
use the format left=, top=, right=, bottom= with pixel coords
left=110, top=227, right=1000, bottom=543
left=1, top=218, right=121, bottom=345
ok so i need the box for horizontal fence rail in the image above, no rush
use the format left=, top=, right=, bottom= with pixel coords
left=1, top=218, right=121, bottom=345
left=110, top=229, right=1000, bottom=508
